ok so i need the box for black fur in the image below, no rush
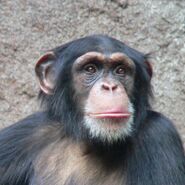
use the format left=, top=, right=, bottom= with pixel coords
left=0, top=35, right=184, bottom=185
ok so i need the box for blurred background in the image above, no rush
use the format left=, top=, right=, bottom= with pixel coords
left=0, top=0, right=185, bottom=145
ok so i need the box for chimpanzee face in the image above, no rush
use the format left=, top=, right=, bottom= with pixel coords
left=72, top=52, right=136, bottom=142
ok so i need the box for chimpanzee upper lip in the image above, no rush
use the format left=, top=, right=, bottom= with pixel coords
left=88, top=112, right=131, bottom=119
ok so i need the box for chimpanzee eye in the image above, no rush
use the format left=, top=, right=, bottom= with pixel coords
left=115, top=65, right=125, bottom=75
left=84, top=64, right=97, bottom=74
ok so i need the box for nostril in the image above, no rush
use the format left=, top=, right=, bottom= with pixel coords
left=101, top=83, right=118, bottom=91
left=112, top=85, right=118, bottom=91
left=102, top=84, right=110, bottom=91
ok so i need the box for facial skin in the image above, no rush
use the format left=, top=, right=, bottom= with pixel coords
left=72, top=52, right=136, bottom=142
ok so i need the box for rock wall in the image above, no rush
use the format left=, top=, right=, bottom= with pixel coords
left=0, top=0, right=185, bottom=144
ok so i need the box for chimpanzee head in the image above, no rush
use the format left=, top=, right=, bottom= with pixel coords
left=35, top=35, right=152, bottom=143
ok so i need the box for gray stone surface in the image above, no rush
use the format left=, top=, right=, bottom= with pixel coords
left=0, top=0, right=185, bottom=145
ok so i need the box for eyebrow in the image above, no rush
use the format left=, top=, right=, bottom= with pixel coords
left=74, top=52, right=135, bottom=68
left=75, top=52, right=105, bottom=66
left=110, top=53, right=135, bottom=68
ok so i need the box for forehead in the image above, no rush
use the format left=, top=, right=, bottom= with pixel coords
left=67, top=36, right=123, bottom=56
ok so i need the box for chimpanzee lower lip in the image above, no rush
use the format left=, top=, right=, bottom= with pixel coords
left=88, top=113, right=131, bottom=119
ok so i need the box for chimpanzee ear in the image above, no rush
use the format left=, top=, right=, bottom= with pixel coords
left=35, top=52, right=57, bottom=95
left=145, top=61, right=153, bottom=79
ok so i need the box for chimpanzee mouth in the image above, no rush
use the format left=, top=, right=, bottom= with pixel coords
left=86, top=112, right=132, bottom=130
left=88, top=112, right=131, bottom=119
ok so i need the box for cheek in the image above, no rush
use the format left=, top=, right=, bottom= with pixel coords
left=73, top=74, right=86, bottom=92
left=121, top=77, right=134, bottom=98
left=72, top=75, right=90, bottom=102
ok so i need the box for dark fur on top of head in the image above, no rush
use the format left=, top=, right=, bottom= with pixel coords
left=38, top=34, right=153, bottom=140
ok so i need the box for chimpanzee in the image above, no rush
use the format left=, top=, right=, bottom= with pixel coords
left=0, top=35, right=184, bottom=185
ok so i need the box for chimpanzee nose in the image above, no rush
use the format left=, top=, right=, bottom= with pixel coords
left=101, top=82, right=118, bottom=91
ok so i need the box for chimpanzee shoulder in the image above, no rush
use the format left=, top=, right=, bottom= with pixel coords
left=0, top=112, right=61, bottom=185
left=128, top=110, right=185, bottom=185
